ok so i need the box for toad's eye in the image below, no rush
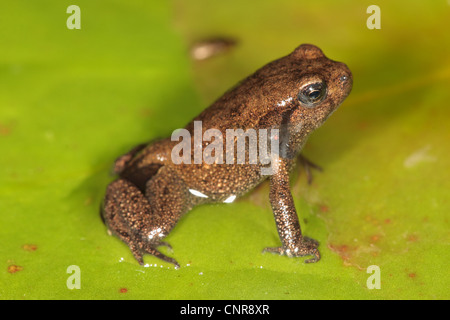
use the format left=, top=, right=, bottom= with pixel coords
left=297, top=82, right=327, bottom=107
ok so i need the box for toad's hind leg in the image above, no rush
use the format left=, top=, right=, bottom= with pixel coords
left=112, top=143, right=148, bottom=175
left=101, top=170, right=192, bottom=267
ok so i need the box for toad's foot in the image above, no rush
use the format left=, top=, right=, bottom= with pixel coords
left=132, top=241, right=180, bottom=268
left=263, top=236, right=320, bottom=263
left=102, top=177, right=187, bottom=269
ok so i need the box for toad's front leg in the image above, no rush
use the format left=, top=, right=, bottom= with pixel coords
left=263, top=158, right=320, bottom=263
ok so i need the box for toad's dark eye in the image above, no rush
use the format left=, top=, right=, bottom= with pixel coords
left=297, top=82, right=327, bottom=107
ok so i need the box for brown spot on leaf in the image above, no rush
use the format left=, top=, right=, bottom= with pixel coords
left=365, top=215, right=379, bottom=226
left=0, top=122, right=14, bottom=136
left=139, top=108, right=153, bottom=118
left=8, top=265, right=23, bottom=273
left=84, top=197, right=93, bottom=206
left=328, top=243, right=354, bottom=262
left=357, top=121, right=370, bottom=130
left=119, top=288, right=128, bottom=293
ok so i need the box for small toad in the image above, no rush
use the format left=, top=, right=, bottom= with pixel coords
left=101, top=44, right=352, bottom=267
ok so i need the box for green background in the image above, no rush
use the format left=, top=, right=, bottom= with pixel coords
left=1, top=0, right=448, bottom=299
